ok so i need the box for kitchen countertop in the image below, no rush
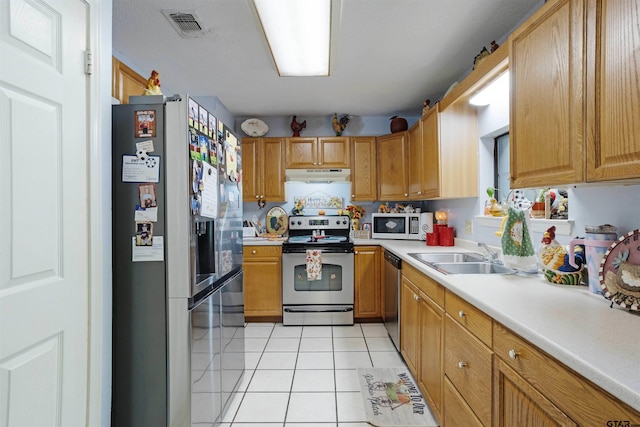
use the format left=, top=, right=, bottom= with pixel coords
left=242, top=236, right=640, bottom=411
left=372, top=238, right=640, bottom=412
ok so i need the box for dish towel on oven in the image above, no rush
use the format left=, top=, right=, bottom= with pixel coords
left=306, top=249, right=322, bottom=281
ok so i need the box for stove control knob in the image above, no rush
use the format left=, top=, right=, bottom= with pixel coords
left=297, top=220, right=302, bottom=225
left=336, top=220, right=341, bottom=225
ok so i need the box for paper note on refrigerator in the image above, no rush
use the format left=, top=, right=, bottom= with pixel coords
left=200, top=161, right=218, bottom=218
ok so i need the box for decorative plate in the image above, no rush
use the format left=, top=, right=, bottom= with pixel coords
left=599, top=229, right=640, bottom=311
left=241, top=118, right=268, bottom=137
left=265, top=206, right=288, bottom=236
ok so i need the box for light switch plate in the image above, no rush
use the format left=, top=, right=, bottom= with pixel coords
left=465, top=220, right=473, bottom=234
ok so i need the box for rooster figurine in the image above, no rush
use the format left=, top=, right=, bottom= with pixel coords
left=290, top=115, right=306, bottom=137
left=143, top=70, right=162, bottom=95
left=332, top=113, right=350, bottom=136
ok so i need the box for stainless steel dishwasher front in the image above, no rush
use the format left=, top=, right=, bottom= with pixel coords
left=383, top=250, right=402, bottom=351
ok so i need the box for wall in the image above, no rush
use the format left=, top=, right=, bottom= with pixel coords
left=235, top=114, right=421, bottom=138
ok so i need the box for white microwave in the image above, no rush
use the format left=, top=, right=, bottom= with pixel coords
left=371, top=212, right=433, bottom=240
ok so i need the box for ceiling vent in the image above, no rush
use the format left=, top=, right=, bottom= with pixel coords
left=162, top=10, right=206, bottom=38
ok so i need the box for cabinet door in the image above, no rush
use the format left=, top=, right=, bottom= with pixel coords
left=438, top=102, right=478, bottom=198
left=354, top=246, right=381, bottom=319
left=509, top=0, right=586, bottom=188
left=261, top=137, right=286, bottom=201
left=586, top=0, right=640, bottom=181
left=400, top=277, right=420, bottom=376
left=286, top=137, right=317, bottom=168
left=350, top=136, right=377, bottom=201
left=242, top=138, right=260, bottom=202
left=378, top=133, right=408, bottom=200
left=407, top=122, right=423, bottom=199
left=420, top=108, right=440, bottom=198
left=112, top=57, right=147, bottom=104
left=419, top=295, right=443, bottom=422
left=243, top=247, right=282, bottom=318
left=318, top=137, right=350, bottom=168
left=494, top=357, right=577, bottom=427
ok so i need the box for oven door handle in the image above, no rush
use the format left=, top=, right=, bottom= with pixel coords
left=283, top=307, right=354, bottom=313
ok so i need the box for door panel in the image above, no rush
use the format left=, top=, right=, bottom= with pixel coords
left=0, top=0, right=89, bottom=425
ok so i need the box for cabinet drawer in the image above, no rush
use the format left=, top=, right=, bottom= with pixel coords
left=444, top=315, right=492, bottom=426
left=402, top=263, right=444, bottom=307
left=444, top=376, right=483, bottom=427
left=243, top=245, right=282, bottom=258
left=493, top=322, right=640, bottom=425
left=445, top=290, right=491, bottom=346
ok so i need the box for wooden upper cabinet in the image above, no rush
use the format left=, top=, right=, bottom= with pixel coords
left=112, top=57, right=147, bottom=104
left=439, top=101, right=478, bottom=198
left=586, top=0, right=640, bottom=181
left=318, top=137, right=350, bottom=168
left=286, top=137, right=316, bottom=168
left=242, top=137, right=285, bottom=202
left=377, top=132, right=409, bottom=200
left=407, top=121, right=423, bottom=199
left=420, top=107, right=440, bottom=199
left=285, top=137, right=350, bottom=169
left=242, top=138, right=260, bottom=202
left=350, top=136, right=377, bottom=201
left=509, top=0, right=586, bottom=188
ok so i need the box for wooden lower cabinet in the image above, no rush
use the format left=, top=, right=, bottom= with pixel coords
left=242, top=245, right=282, bottom=320
left=354, top=246, right=381, bottom=320
left=444, top=376, right=483, bottom=427
left=400, top=263, right=444, bottom=424
left=493, top=322, right=640, bottom=426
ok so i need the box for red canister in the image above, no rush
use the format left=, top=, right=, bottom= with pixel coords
left=439, top=227, right=455, bottom=246
left=426, top=232, right=439, bottom=246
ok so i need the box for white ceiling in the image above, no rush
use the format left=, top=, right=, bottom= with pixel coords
left=112, top=0, right=541, bottom=118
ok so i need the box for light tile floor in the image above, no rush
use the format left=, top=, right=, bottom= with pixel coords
left=219, top=322, right=408, bottom=427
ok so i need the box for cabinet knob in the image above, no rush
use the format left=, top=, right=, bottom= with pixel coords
left=260, top=195, right=264, bottom=198
left=414, top=294, right=419, bottom=301
left=508, top=349, right=520, bottom=360
left=418, top=191, right=422, bottom=195
left=351, top=195, right=355, bottom=198
left=255, top=195, right=259, bottom=199
left=458, top=361, right=467, bottom=369
left=251, top=250, right=256, bottom=254
left=458, top=310, right=466, bottom=319
left=355, top=251, right=359, bottom=255
left=404, top=193, right=408, bottom=197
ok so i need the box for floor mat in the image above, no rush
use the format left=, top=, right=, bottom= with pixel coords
left=357, top=367, right=439, bottom=427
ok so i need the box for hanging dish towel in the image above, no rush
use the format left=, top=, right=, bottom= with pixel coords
left=306, top=249, right=322, bottom=281
left=498, top=207, right=537, bottom=271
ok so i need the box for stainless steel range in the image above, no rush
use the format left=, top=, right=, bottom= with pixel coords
left=282, top=215, right=354, bottom=326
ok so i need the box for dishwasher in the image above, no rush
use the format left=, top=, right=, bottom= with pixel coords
left=383, top=250, right=402, bottom=351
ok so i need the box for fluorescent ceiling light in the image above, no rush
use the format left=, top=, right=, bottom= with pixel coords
left=469, top=71, right=510, bottom=106
left=254, top=0, right=331, bottom=76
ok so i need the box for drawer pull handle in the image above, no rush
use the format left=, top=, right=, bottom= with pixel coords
left=458, top=310, right=466, bottom=318
left=458, top=361, right=467, bottom=369
left=508, top=349, right=520, bottom=360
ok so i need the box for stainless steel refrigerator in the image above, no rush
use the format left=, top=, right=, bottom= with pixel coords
left=111, top=95, right=244, bottom=427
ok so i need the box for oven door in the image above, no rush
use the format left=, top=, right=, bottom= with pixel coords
left=282, top=251, right=354, bottom=306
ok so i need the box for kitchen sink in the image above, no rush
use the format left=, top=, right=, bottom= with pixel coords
left=408, top=252, right=485, bottom=264
left=431, top=262, right=516, bottom=275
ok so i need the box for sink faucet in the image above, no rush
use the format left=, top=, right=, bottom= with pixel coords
left=478, top=242, right=501, bottom=263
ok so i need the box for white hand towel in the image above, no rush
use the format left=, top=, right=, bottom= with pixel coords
left=306, top=249, right=322, bottom=281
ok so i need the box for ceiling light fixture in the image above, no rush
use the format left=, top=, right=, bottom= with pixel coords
left=469, top=71, right=510, bottom=106
left=253, top=0, right=331, bottom=77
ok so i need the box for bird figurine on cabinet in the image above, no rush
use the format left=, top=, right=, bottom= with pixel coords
left=332, top=113, right=350, bottom=136
left=143, top=70, right=162, bottom=95
left=290, top=115, right=306, bottom=137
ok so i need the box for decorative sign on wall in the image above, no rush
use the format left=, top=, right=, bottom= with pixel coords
left=294, top=192, right=343, bottom=209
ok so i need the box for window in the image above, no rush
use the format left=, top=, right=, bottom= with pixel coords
left=494, top=132, right=510, bottom=203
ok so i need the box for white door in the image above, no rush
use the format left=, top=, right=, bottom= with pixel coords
left=0, top=0, right=90, bottom=426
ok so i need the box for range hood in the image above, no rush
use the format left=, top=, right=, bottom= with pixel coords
left=285, top=168, right=351, bottom=183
